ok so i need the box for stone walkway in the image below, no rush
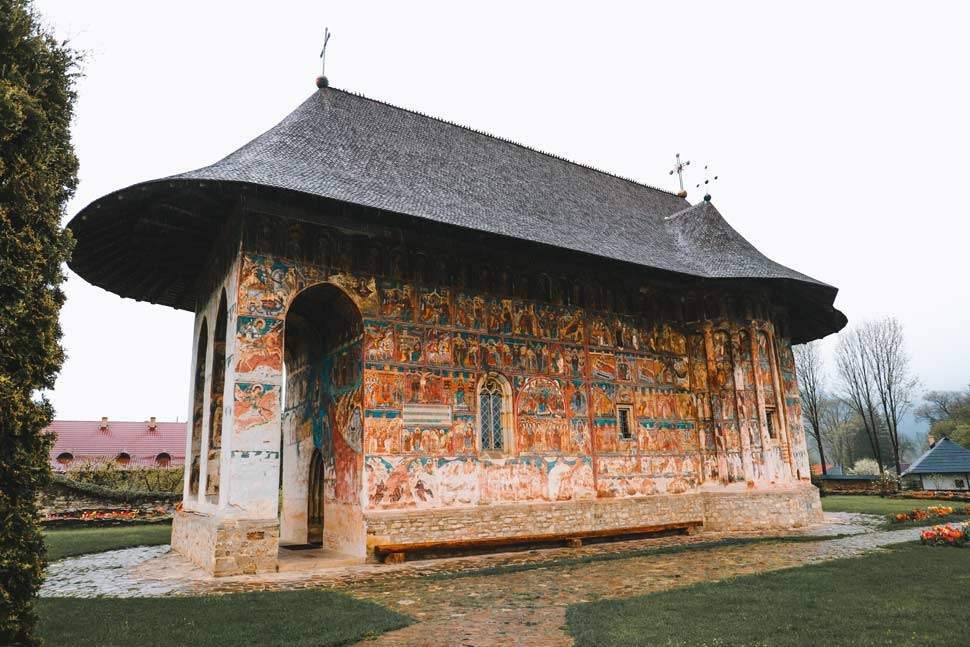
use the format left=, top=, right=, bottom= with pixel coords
left=40, top=546, right=178, bottom=598
left=40, top=513, right=919, bottom=646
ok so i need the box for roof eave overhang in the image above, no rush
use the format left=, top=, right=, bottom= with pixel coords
left=67, top=179, right=847, bottom=342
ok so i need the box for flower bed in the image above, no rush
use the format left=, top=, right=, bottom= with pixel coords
left=892, top=504, right=970, bottom=523
left=43, top=507, right=171, bottom=528
left=920, top=523, right=969, bottom=547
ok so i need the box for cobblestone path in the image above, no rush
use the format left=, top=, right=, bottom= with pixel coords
left=40, top=545, right=177, bottom=598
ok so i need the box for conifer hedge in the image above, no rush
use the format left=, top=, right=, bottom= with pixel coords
left=0, top=1, right=79, bottom=643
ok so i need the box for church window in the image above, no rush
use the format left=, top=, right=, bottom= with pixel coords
left=765, top=407, right=778, bottom=440
left=617, top=405, right=634, bottom=440
left=479, top=374, right=511, bottom=452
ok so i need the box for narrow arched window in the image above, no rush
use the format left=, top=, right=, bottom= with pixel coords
left=479, top=376, right=507, bottom=451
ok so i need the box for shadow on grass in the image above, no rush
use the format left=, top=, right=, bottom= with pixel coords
left=566, top=542, right=970, bottom=647
left=38, top=589, right=412, bottom=647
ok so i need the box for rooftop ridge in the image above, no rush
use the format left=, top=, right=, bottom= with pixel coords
left=663, top=200, right=708, bottom=221
left=331, top=87, right=680, bottom=199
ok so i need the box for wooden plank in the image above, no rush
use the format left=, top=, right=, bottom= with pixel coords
left=374, top=520, right=702, bottom=555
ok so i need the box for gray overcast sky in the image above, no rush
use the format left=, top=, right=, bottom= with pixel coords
left=35, top=1, right=969, bottom=424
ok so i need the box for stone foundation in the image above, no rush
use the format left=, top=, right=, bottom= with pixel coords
left=700, top=484, right=823, bottom=531
left=171, top=510, right=280, bottom=576
left=365, top=484, right=822, bottom=552
left=365, top=494, right=704, bottom=551
left=174, top=485, right=821, bottom=575
left=171, top=510, right=218, bottom=573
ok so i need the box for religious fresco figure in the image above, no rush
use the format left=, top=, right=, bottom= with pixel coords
left=559, top=309, right=585, bottom=343
left=236, top=316, right=284, bottom=374
left=233, top=383, right=278, bottom=430
left=364, top=322, right=395, bottom=361
left=380, top=283, right=415, bottom=321
left=419, top=288, right=450, bottom=326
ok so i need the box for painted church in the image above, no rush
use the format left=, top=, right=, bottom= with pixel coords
left=68, top=85, right=846, bottom=575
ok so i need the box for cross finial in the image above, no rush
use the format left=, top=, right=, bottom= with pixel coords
left=316, top=28, right=332, bottom=89
left=695, top=165, right=719, bottom=202
left=668, top=153, right=690, bottom=198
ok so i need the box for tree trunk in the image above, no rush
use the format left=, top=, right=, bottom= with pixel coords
left=816, top=436, right=828, bottom=476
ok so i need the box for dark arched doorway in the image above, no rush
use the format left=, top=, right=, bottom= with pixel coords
left=188, top=318, right=208, bottom=498
left=307, top=448, right=325, bottom=545
left=279, top=282, right=363, bottom=550
left=206, top=291, right=227, bottom=502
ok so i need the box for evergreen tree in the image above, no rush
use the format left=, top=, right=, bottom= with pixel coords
left=0, top=1, right=78, bottom=643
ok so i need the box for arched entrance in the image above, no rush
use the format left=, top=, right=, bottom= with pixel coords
left=188, top=318, right=208, bottom=498
left=307, top=448, right=325, bottom=545
left=279, top=283, right=363, bottom=550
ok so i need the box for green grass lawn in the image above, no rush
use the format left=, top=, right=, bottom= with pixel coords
left=44, top=522, right=172, bottom=561
left=820, top=494, right=961, bottom=516
left=567, top=542, right=970, bottom=647
left=40, top=524, right=411, bottom=645
left=38, top=590, right=411, bottom=647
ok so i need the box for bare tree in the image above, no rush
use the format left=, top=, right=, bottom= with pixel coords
left=835, top=328, right=885, bottom=474
left=821, top=396, right=858, bottom=470
left=863, top=317, right=919, bottom=475
left=794, top=341, right=829, bottom=475
left=914, top=390, right=960, bottom=426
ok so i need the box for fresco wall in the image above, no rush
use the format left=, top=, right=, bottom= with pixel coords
left=217, top=220, right=810, bottom=531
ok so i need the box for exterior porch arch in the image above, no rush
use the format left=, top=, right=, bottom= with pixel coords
left=278, top=282, right=365, bottom=555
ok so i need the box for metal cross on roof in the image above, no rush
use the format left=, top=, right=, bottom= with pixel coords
left=696, top=165, right=718, bottom=202
left=316, top=28, right=333, bottom=88
left=320, top=28, right=332, bottom=76
left=668, top=153, right=690, bottom=198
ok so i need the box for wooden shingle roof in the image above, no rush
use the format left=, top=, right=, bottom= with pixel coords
left=67, top=87, right=845, bottom=341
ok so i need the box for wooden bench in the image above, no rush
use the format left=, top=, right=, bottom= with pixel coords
left=374, top=520, right=703, bottom=564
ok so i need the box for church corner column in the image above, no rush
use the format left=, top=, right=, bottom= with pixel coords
left=764, top=324, right=796, bottom=479
left=172, top=279, right=235, bottom=573
left=775, top=333, right=812, bottom=481
left=215, top=250, right=285, bottom=575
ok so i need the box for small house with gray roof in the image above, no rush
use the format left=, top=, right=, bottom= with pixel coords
left=902, top=437, right=970, bottom=491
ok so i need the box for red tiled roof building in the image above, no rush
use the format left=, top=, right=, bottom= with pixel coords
left=48, top=417, right=185, bottom=471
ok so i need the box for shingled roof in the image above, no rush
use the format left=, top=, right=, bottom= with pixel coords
left=903, top=437, right=970, bottom=476
left=67, top=87, right=846, bottom=341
